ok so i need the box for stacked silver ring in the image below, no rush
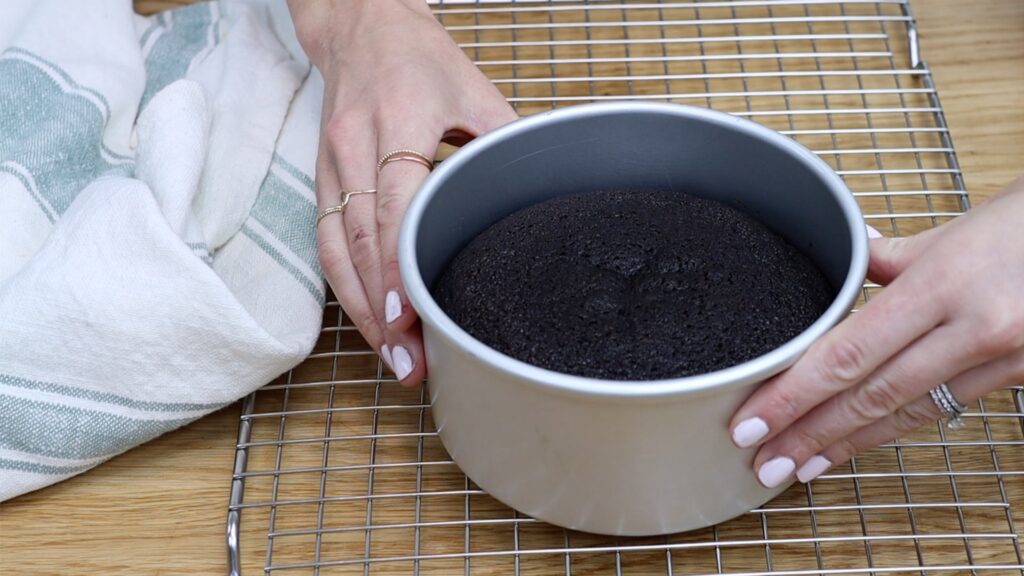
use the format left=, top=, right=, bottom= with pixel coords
left=929, top=383, right=969, bottom=430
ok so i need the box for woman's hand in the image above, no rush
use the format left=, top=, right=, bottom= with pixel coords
left=730, top=177, right=1024, bottom=488
left=288, top=0, right=517, bottom=384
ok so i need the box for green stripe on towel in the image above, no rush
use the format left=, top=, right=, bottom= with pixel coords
left=272, top=153, right=315, bottom=192
left=0, top=395, right=201, bottom=460
left=0, top=458, right=98, bottom=476
left=0, top=374, right=226, bottom=412
left=251, top=165, right=323, bottom=280
left=140, top=2, right=219, bottom=111
left=241, top=224, right=326, bottom=306
left=0, top=49, right=132, bottom=218
left=4, top=48, right=131, bottom=163
left=4, top=47, right=114, bottom=123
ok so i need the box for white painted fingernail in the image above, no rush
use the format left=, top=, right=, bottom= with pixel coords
left=866, top=224, right=883, bottom=239
left=380, top=344, right=394, bottom=370
left=392, top=345, right=413, bottom=380
left=732, top=417, right=769, bottom=448
left=385, top=291, right=402, bottom=324
left=796, top=454, right=832, bottom=483
left=757, top=456, right=796, bottom=488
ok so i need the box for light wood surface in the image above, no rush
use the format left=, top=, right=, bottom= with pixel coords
left=911, top=0, right=1024, bottom=204
left=2, top=1, right=1022, bottom=574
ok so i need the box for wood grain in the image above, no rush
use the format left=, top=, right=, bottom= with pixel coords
left=2, top=1, right=1022, bottom=574
left=911, top=0, right=1024, bottom=203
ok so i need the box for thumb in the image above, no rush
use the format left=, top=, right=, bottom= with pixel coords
left=474, top=99, right=518, bottom=133
left=465, top=92, right=519, bottom=135
left=866, top=223, right=946, bottom=285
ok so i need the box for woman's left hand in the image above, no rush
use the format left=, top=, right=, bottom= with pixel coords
left=729, top=176, right=1024, bottom=488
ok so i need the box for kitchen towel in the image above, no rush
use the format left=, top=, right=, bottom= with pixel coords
left=0, top=0, right=325, bottom=500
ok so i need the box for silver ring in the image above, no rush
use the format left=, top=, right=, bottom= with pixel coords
left=929, top=383, right=968, bottom=430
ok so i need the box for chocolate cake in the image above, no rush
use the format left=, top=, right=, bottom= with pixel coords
left=433, top=190, right=835, bottom=380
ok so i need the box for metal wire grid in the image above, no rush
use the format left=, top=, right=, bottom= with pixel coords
left=227, top=1, right=1024, bottom=574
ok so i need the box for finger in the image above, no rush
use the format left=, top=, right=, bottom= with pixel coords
left=796, top=348, right=1024, bottom=483
left=454, top=60, right=518, bottom=134
left=342, top=190, right=386, bottom=326
left=729, top=261, right=947, bottom=450
left=385, top=322, right=428, bottom=386
left=793, top=393, right=939, bottom=484
left=324, top=111, right=388, bottom=328
left=465, top=92, right=518, bottom=134
left=750, top=322, right=999, bottom=487
left=377, top=98, right=515, bottom=384
left=375, top=131, right=441, bottom=334
left=372, top=116, right=442, bottom=385
left=376, top=99, right=517, bottom=335
left=868, top=224, right=947, bottom=286
left=319, top=230, right=387, bottom=357
left=314, top=145, right=387, bottom=359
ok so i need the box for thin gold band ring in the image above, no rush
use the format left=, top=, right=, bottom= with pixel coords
left=315, top=188, right=377, bottom=226
left=377, top=149, right=433, bottom=172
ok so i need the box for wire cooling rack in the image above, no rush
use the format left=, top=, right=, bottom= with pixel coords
left=227, top=1, right=1024, bottom=574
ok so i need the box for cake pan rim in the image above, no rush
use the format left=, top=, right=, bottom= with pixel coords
left=399, top=101, right=869, bottom=400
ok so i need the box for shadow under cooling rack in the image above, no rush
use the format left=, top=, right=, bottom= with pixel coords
left=228, top=1, right=1023, bottom=574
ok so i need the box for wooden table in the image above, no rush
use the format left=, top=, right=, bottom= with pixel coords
left=3, top=1, right=1022, bottom=574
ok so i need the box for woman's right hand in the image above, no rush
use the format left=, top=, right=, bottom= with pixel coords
left=288, top=0, right=518, bottom=383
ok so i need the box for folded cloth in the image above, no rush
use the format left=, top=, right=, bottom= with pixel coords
left=0, top=0, right=326, bottom=501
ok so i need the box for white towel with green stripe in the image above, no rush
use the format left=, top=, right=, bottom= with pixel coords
left=0, top=0, right=324, bottom=500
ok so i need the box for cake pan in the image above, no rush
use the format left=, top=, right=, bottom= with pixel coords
left=399, top=102, right=868, bottom=536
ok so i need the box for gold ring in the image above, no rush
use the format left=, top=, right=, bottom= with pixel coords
left=377, top=149, right=433, bottom=172
left=316, top=205, right=344, bottom=226
left=315, top=188, right=377, bottom=226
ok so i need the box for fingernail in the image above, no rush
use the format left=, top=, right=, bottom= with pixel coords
left=392, top=345, right=413, bottom=381
left=796, top=454, right=832, bottom=483
left=757, top=456, right=796, bottom=488
left=380, top=344, right=394, bottom=370
left=385, top=291, right=402, bottom=324
left=866, top=224, right=883, bottom=239
left=732, top=417, right=769, bottom=448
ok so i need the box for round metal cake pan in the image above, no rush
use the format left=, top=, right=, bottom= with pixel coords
left=399, top=102, right=868, bottom=536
